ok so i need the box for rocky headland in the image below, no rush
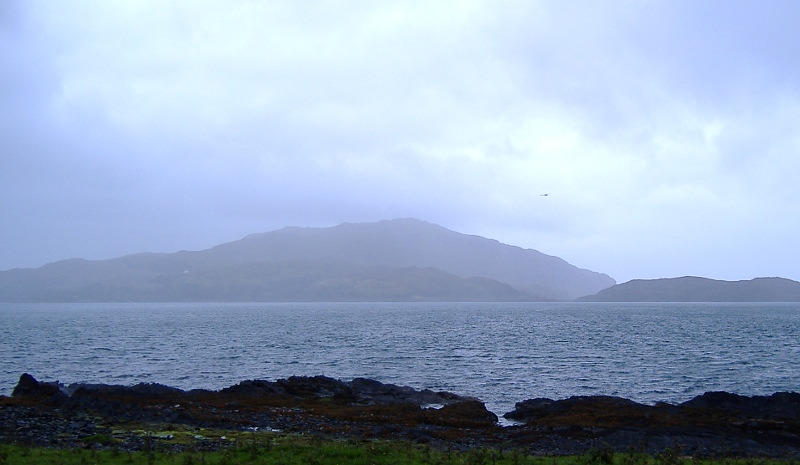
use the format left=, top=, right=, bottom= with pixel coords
left=2, top=374, right=799, bottom=457
left=577, top=276, right=800, bottom=302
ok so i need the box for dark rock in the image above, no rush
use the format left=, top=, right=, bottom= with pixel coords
left=348, top=377, right=469, bottom=406
left=11, top=373, right=68, bottom=405
left=220, top=376, right=354, bottom=402
left=217, top=376, right=470, bottom=408
left=679, top=391, right=800, bottom=420
left=66, top=381, right=184, bottom=397
left=504, top=397, right=558, bottom=422
left=5, top=374, right=800, bottom=457
left=277, top=375, right=353, bottom=399
left=11, top=373, right=41, bottom=397
left=219, top=379, right=283, bottom=398
left=431, top=400, right=498, bottom=427
left=504, top=392, right=800, bottom=457
left=504, top=395, right=661, bottom=426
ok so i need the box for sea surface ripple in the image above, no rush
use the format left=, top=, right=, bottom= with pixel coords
left=1, top=302, right=798, bottom=417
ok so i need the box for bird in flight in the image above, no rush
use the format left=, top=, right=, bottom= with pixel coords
left=540, top=193, right=549, bottom=197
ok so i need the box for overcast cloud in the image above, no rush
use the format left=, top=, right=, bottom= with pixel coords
left=3, top=0, right=800, bottom=283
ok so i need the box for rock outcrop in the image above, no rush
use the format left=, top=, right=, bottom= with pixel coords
left=504, top=392, right=800, bottom=456
left=10, top=373, right=68, bottom=405
left=3, top=374, right=799, bottom=457
left=6, top=374, right=496, bottom=432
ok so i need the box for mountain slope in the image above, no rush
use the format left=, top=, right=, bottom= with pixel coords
left=0, top=218, right=615, bottom=302
left=200, top=219, right=614, bottom=299
left=577, top=276, right=800, bottom=302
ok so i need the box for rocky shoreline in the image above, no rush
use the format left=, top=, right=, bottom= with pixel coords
left=2, top=374, right=799, bottom=457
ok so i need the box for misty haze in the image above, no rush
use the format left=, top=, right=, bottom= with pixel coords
left=3, top=1, right=800, bottom=460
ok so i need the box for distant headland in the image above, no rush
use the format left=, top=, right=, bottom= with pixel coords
left=2, top=218, right=798, bottom=303
left=577, top=276, right=800, bottom=302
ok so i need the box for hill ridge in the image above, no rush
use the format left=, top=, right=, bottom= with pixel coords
left=578, top=276, right=800, bottom=302
left=0, top=218, right=614, bottom=302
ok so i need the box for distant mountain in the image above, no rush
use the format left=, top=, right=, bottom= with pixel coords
left=0, top=218, right=615, bottom=302
left=577, top=276, right=800, bottom=302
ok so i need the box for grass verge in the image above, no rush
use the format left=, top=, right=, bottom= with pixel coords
left=1, top=437, right=799, bottom=465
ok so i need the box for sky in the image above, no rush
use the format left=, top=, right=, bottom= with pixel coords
left=2, top=0, right=800, bottom=283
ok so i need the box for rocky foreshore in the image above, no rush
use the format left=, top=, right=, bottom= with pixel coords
left=2, top=374, right=799, bottom=457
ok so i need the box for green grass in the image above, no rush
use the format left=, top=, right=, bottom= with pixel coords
left=1, top=440, right=798, bottom=465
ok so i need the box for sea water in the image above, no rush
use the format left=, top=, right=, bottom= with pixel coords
left=1, top=302, right=798, bottom=417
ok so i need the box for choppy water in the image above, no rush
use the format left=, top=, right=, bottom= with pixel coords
left=1, top=302, right=798, bottom=417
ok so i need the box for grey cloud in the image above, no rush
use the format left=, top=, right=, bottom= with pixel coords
left=2, top=1, right=800, bottom=283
